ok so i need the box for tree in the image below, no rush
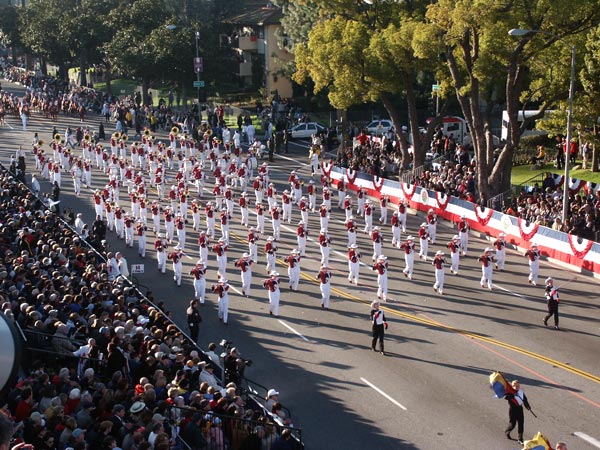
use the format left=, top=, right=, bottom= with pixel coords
left=0, top=5, right=23, bottom=64
left=412, top=0, right=600, bottom=201
left=293, top=0, right=433, bottom=171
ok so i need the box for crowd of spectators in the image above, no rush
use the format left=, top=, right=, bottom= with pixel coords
left=0, top=166, right=299, bottom=450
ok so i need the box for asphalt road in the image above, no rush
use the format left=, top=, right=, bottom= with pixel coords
left=1, top=79, right=599, bottom=450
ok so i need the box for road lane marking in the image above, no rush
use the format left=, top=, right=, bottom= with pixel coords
left=574, top=432, right=600, bottom=448
left=278, top=319, right=310, bottom=342
left=493, top=283, right=528, bottom=299
left=360, top=377, right=407, bottom=410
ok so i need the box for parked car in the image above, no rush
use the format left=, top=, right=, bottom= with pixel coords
left=366, top=119, right=394, bottom=135
left=288, top=122, right=326, bottom=139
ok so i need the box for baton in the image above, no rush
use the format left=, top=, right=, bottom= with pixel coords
left=556, top=276, right=577, bottom=290
left=528, top=409, right=538, bottom=418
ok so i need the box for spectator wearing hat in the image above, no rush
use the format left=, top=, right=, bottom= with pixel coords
left=265, top=389, right=280, bottom=412
left=543, top=277, right=561, bottom=330
left=370, top=301, right=388, bottom=355
left=432, top=251, right=446, bottom=295
left=493, top=233, right=507, bottom=271
left=524, top=243, right=541, bottom=286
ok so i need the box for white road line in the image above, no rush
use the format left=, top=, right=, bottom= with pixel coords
left=3, top=121, right=14, bottom=130
left=360, top=377, right=407, bottom=411
left=492, top=283, right=528, bottom=299
left=278, top=319, right=310, bottom=342
left=575, top=432, right=600, bottom=448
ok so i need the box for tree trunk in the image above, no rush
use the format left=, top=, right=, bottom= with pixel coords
left=40, top=56, right=48, bottom=76
left=380, top=92, right=409, bottom=171
left=79, top=49, right=87, bottom=87
left=142, top=80, right=150, bottom=106
left=59, top=64, right=69, bottom=82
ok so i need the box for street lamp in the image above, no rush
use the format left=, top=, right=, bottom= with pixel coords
left=166, top=25, right=203, bottom=104
left=509, top=28, right=576, bottom=232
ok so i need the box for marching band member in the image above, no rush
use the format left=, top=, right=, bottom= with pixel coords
left=281, top=189, right=293, bottom=224
left=198, top=230, right=210, bottom=264
left=155, top=233, right=168, bottom=273
left=175, top=213, right=186, bottom=250
left=400, top=236, right=416, bottom=279
left=356, top=187, right=366, bottom=217
left=525, top=243, right=540, bottom=286
left=316, top=265, right=332, bottom=309
left=363, top=199, right=373, bottom=234
left=478, top=247, right=494, bottom=290
left=284, top=249, right=301, bottom=291
left=296, top=221, right=308, bottom=257
left=299, top=196, right=309, bottom=229
left=322, top=186, right=332, bottom=211
left=235, top=253, right=253, bottom=297
left=345, top=216, right=357, bottom=247
left=205, top=201, right=216, bottom=238
left=71, top=161, right=82, bottom=196
left=139, top=195, right=147, bottom=225
left=427, top=208, right=438, bottom=244
left=457, top=215, right=470, bottom=255
left=270, top=204, right=281, bottom=241
left=224, top=186, right=234, bottom=216
left=124, top=213, right=134, bottom=248
left=418, top=223, right=430, bottom=261
left=93, top=190, right=104, bottom=219
left=373, top=255, right=389, bottom=302
left=168, top=244, right=183, bottom=286
left=347, top=243, right=361, bottom=285
left=114, top=206, right=125, bottom=239
left=309, top=145, right=320, bottom=176
left=248, top=227, right=259, bottom=263
left=371, top=226, right=383, bottom=261
left=190, top=260, right=207, bottom=304
left=253, top=176, right=264, bottom=204
left=319, top=202, right=329, bottom=231
left=212, top=279, right=230, bottom=324
left=239, top=192, right=249, bottom=227
left=164, top=206, right=175, bottom=243
left=494, top=232, right=507, bottom=271
left=255, top=202, right=265, bottom=234
left=191, top=199, right=200, bottom=231
left=265, top=236, right=277, bottom=274
left=337, top=179, right=346, bottom=209
left=307, top=179, right=317, bottom=212
left=390, top=211, right=402, bottom=248
left=543, top=277, right=560, bottom=330
left=213, top=237, right=229, bottom=280
left=446, top=235, right=461, bottom=274
left=318, top=229, right=331, bottom=266
left=292, top=175, right=303, bottom=206
left=379, top=195, right=389, bottom=225
left=151, top=201, right=161, bottom=234
left=179, top=189, right=189, bottom=221
left=432, top=251, right=445, bottom=295
left=105, top=201, right=115, bottom=232
left=263, top=271, right=281, bottom=317
left=219, top=209, right=231, bottom=244
left=266, top=182, right=277, bottom=210
left=135, top=219, right=147, bottom=258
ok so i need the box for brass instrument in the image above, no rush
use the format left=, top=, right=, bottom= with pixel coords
left=37, top=140, right=44, bottom=146
left=60, top=139, right=65, bottom=145
left=54, top=133, right=61, bottom=141
left=144, top=128, right=151, bottom=137
left=171, top=126, right=179, bottom=134
left=205, top=128, right=213, bottom=136
left=121, top=134, right=128, bottom=142
left=113, top=131, right=121, bottom=140
left=214, top=138, right=222, bottom=145
left=83, top=134, right=91, bottom=142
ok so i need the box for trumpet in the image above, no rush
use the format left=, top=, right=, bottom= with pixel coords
left=171, top=126, right=179, bottom=134
left=54, top=133, right=61, bottom=141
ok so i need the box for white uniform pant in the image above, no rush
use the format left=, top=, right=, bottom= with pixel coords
left=392, top=226, right=401, bottom=248
left=496, top=249, right=506, bottom=270
left=173, top=262, right=182, bottom=286
left=528, top=260, right=539, bottom=285
left=297, top=236, right=306, bottom=257
left=266, top=253, right=276, bottom=274
left=206, top=218, right=215, bottom=237
left=199, top=246, right=208, bottom=264
left=193, top=278, right=206, bottom=303
left=177, top=229, right=186, bottom=249
left=481, top=266, right=493, bottom=289
left=271, top=220, right=280, bottom=240
left=240, top=207, right=249, bottom=226
left=282, top=204, right=292, bottom=223
left=138, top=235, right=146, bottom=257
left=428, top=223, right=437, bottom=244
left=241, top=271, right=251, bottom=296
left=338, top=191, right=345, bottom=208
left=320, top=282, right=331, bottom=308
left=372, top=242, right=382, bottom=260
left=434, top=268, right=444, bottom=294
left=347, top=230, right=356, bottom=247
left=348, top=261, right=359, bottom=284
left=94, top=204, right=103, bottom=219
left=221, top=224, right=229, bottom=244
left=419, top=239, right=428, bottom=261
left=218, top=296, right=229, bottom=323
left=377, top=273, right=388, bottom=301
left=115, top=218, right=124, bottom=239
left=288, top=266, right=300, bottom=290
left=363, top=215, right=372, bottom=233
left=379, top=207, right=387, bottom=225
left=248, top=242, right=257, bottom=263
left=403, top=253, right=414, bottom=279
left=192, top=212, right=200, bottom=231
left=309, top=194, right=316, bottom=211
left=398, top=212, right=407, bottom=232
left=356, top=198, right=364, bottom=217
left=301, top=210, right=309, bottom=227
left=256, top=215, right=264, bottom=234
left=268, top=289, right=280, bottom=316
left=157, top=250, right=166, bottom=273
left=217, top=255, right=227, bottom=279
left=125, top=227, right=134, bottom=247
left=320, top=246, right=330, bottom=265
left=460, top=231, right=468, bottom=255
left=345, top=208, right=353, bottom=220
left=450, top=252, right=459, bottom=273
left=165, top=222, right=174, bottom=242
left=319, top=216, right=328, bottom=231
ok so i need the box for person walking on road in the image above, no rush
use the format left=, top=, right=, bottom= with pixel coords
left=446, top=235, right=461, bottom=274
left=263, top=271, right=281, bottom=317
left=190, top=260, right=207, bottom=304
left=504, top=379, right=532, bottom=445
left=370, top=300, right=388, bottom=355
left=494, top=232, right=507, bottom=271
left=478, top=247, right=494, bottom=291
left=186, top=300, right=202, bottom=342
left=543, top=277, right=561, bottom=330
left=432, top=251, right=445, bottom=295
left=525, top=243, right=541, bottom=286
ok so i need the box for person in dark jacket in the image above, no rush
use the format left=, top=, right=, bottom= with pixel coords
left=504, top=379, right=532, bottom=444
left=186, top=299, right=202, bottom=342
